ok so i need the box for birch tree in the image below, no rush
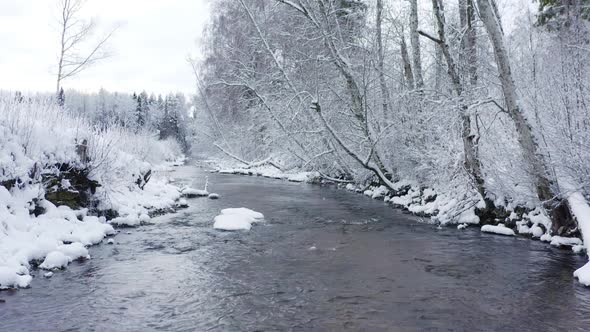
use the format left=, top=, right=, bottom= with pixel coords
left=55, top=0, right=117, bottom=95
left=475, top=0, right=573, bottom=227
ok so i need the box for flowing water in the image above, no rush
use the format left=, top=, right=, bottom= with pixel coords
left=2, top=165, right=590, bottom=331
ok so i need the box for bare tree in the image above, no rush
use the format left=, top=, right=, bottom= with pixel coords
left=475, top=0, right=572, bottom=227
left=55, top=0, right=117, bottom=94
left=409, top=0, right=424, bottom=89
left=376, top=0, right=391, bottom=115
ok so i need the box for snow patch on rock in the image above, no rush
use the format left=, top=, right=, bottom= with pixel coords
left=481, top=224, right=515, bottom=236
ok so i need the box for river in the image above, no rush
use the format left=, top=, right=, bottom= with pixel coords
left=2, top=165, right=590, bottom=331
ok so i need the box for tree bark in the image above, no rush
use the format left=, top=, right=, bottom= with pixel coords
left=400, top=34, right=415, bottom=90
left=431, top=0, right=488, bottom=204
left=409, top=0, right=424, bottom=89
left=475, top=0, right=557, bottom=206
left=376, top=0, right=392, bottom=115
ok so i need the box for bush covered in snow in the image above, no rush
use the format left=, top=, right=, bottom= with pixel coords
left=0, top=97, right=184, bottom=289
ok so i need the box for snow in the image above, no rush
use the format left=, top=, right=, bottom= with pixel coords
left=574, top=263, right=590, bottom=286
left=40, top=251, right=71, bottom=270
left=457, top=208, right=480, bottom=225
left=57, top=242, right=89, bottom=260
left=573, top=245, right=585, bottom=254
left=220, top=207, right=264, bottom=221
left=213, top=207, right=265, bottom=231
left=345, top=183, right=356, bottom=191
left=481, top=224, right=515, bottom=236
left=218, top=166, right=320, bottom=184
left=213, top=214, right=253, bottom=231
left=531, top=225, right=544, bottom=238
left=540, top=234, right=553, bottom=242
left=181, top=187, right=209, bottom=197
left=559, top=184, right=590, bottom=286
left=0, top=98, right=184, bottom=289
left=287, top=172, right=319, bottom=183
left=0, top=266, right=32, bottom=289
left=371, top=185, right=389, bottom=199
left=550, top=236, right=583, bottom=247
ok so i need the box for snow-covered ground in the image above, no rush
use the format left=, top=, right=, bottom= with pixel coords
left=216, top=164, right=320, bottom=184
left=0, top=98, right=186, bottom=289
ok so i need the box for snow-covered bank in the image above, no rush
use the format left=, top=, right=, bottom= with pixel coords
left=0, top=98, right=185, bottom=289
left=215, top=164, right=321, bottom=184
left=207, top=158, right=590, bottom=286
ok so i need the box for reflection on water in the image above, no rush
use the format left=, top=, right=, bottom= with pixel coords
left=2, top=166, right=590, bottom=331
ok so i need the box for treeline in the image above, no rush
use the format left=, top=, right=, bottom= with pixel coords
left=195, top=0, right=590, bottom=230
left=9, top=89, right=191, bottom=152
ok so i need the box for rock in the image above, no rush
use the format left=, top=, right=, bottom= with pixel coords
left=42, top=163, right=100, bottom=210
left=176, top=198, right=189, bottom=207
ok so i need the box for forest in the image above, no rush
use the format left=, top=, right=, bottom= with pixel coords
left=195, top=0, right=590, bottom=240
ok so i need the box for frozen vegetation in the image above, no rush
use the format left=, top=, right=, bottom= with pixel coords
left=0, top=97, right=185, bottom=289
left=193, top=0, right=590, bottom=286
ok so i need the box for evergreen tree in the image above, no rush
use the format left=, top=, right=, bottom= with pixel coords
left=57, top=88, right=65, bottom=107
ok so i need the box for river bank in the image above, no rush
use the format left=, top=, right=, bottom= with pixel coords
left=2, top=165, right=590, bottom=331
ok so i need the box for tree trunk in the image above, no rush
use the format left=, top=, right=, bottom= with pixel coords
left=476, top=0, right=567, bottom=223
left=431, top=0, right=488, bottom=205
left=376, top=0, right=391, bottom=115
left=409, top=0, right=424, bottom=89
left=400, top=35, right=415, bottom=90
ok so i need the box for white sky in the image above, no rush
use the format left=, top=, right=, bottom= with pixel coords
left=0, top=0, right=210, bottom=95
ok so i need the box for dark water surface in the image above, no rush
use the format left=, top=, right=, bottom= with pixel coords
left=2, top=166, right=590, bottom=331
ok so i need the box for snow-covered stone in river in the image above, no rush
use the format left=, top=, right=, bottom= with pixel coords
left=107, top=238, right=115, bottom=245
left=481, top=224, right=515, bottom=236
left=40, top=251, right=71, bottom=270
left=572, top=244, right=585, bottom=254
left=44, top=272, right=54, bottom=278
left=220, top=207, right=264, bottom=222
left=574, top=262, right=590, bottom=286
left=181, top=187, right=209, bottom=198
left=213, top=214, right=252, bottom=231
left=57, top=242, right=89, bottom=260
left=371, top=186, right=388, bottom=199
left=213, top=207, right=265, bottom=231
left=176, top=198, right=189, bottom=207
left=0, top=267, right=32, bottom=289
left=530, top=225, right=544, bottom=238
left=457, top=224, right=468, bottom=230
left=550, top=236, right=582, bottom=247
left=540, top=234, right=552, bottom=242
left=208, top=193, right=220, bottom=199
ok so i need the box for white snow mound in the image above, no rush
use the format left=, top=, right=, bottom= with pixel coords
left=220, top=208, right=264, bottom=222
left=213, top=214, right=253, bottom=231
left=40, top=251, right=71, bottom=270
left=481, top=224, right=515, bottom=236
left=213, top=207, right=265, bottom=231
left=574, top=262, right=590, bottom=286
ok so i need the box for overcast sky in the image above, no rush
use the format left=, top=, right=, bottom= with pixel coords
left=0, top=0, right=210, bottom=95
